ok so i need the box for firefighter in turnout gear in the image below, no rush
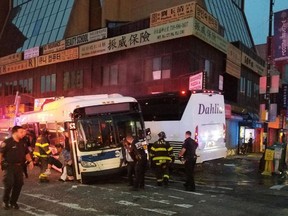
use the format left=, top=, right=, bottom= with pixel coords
left=150, top=131, right=174, bottom=187
left=33, top=128, right=51, bottom=182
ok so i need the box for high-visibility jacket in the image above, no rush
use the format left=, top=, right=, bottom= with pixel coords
left=33, top=135, right=51, bottom=158
left=150, top=139, right=173, bottom=165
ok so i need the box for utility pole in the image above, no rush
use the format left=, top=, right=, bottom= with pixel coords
left=264, top=0, right=274, bottom=145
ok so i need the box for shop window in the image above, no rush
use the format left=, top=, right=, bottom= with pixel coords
left=253, top=83, right=259, bottom=98
left=102, top=65, right=119, bottom=86
left=63, top=70, right=83, bottom=90
left=41, top=74, right=56, bottom=93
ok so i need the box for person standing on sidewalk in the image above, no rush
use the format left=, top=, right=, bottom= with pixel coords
left=178, top=131, right=198, bottom=192
left=0, top=126, right=34, bottom=210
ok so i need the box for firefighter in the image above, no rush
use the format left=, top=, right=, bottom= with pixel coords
left=33, top=128, right=51, bottom=182
left=150, top=131, right=174, bottom=187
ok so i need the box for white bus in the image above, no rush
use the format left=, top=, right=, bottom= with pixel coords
left=16, top=94, right=147, bottom=182
left=137, top=90, right=227, bottom=164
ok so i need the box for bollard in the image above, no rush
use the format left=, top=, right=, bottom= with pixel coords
left=261, top=148, right=274, bottom=176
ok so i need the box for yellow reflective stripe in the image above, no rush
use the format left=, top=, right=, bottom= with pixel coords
left=152, top=147, right=169, bottom=152
left=152, top=156, right=172, bottom=161
left=46, top=149, right=51, bottom=154
left=33, top=152, right=40, bottom=156
left=163, top=174, right=169, bottom=179
left=35, top=143, right=49, bottom=148
left=151, top=147, right=156, bottom=151
left=38, top=155, right=48, bottom=158
left=167, top=147, right=173, bottom=151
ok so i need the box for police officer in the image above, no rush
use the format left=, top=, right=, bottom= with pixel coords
left=33, top=128, right=51, bottom=180
left=126, top=134, right=147, bottom=191
left=0, top=126, right=33, bottom=210
left=178, top=131, right=198, bottom=192
left=150, top=131, right=174, bottom=187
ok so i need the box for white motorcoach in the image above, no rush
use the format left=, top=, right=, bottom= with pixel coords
left=138, top=90, right=227, bottom=164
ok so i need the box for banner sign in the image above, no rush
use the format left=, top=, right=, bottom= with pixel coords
left=0, top=52, right=22, bottom=65
left=192, top=18, right=227, bottom=53
left=80, top=18, right=195, bottom=59
left=226, top=60, right=241, bottom=79
left=66, top=28, right=108, bottom=48
left=242, top=52, right=266, bottom=76
left=195, top=4, right=219, bottom=32
left=42, top=40, right=65, bottom=54
left=38, top=47, right=78, bottom=67
left=189, top=72, right=203, bottom=90
left=150, top=2, right=196, bottom=27
left=274, top=9, right=288, bottom=61
left=24, top=46, right=39, bottom=60
left=80, top=18, right=227, bottom=59
left=0, top=58, right=37, bottom=74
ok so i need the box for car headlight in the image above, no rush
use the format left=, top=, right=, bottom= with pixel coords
left=81, top=161, right=97, bottom=167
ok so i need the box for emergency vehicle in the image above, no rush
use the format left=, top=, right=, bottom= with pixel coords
left=137, top=90, right=227, bottom=164
left=16, top=94, right=147, bottom=182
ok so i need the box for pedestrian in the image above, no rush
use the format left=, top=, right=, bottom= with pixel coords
left=43, top=143, right=74, bottom=181
left=125, top=134, right=147, bottom=191
left=248, top=133, right=253, bottom=153
left=120, top=139, right=135, bottom=186
left=150, top=131, right=174, bottom=187
left=33, top=128, right=52, bottom=181
left=0, top=126, right=34, bottom=210
left=178, top=131, right=198, bottom=192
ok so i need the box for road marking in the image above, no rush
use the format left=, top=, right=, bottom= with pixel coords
left=141, top=207, right=177, bottom=215
left=216, top=186, right=233, bottom=190
left=270, top=185, right=286, bottom=190
left=22, top=193, right=99, bottom=213
left=168, top=195, right=184, bottom=200
left=174, top=204, right=193, bottom=208
left=115, top=200, right=140, bottom=206
left=149, top=199, right=170, bottom=205
left=18, top=202, right=59, bottom=216
left=169, top=188, right=204, bottom=195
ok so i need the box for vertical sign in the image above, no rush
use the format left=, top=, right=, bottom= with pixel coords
left=189, top=72, right=203, bottom=90
left=274, top=9, right=288, bottom=61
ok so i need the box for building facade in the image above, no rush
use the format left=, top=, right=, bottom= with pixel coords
left=0, top=0, right=266, bottom=153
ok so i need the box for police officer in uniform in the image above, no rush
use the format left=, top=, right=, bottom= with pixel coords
left=0, top=126, right=33, bottom=210
left=178, top=131, right=198, bottom=191
left=126, top=134, right=147, bottom=191
left=150, top=131, right=174, bottom=187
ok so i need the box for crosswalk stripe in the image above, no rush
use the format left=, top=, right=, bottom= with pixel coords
left=270, top=185, right=286, bottom=190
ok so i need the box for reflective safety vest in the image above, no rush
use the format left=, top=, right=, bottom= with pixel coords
left=150, top=139, right=173, bottom=165
left=33, top=135, right=51, bottom=158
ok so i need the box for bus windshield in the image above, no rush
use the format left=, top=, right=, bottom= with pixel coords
left=76, top=112, right=145, bottom=151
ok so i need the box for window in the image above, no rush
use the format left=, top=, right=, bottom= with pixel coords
left=144, top=56, right=171, bottom=81
left=63, top=70, right=83, bottom=90
left=102, top=65, right=119, bottom=86
left=240, top=77, right=245, bottom=94
left=247, top=80, right=252, bottom=97
left=19, top=78, right=33, bottom=93
left=41, top=74, right=56, bottom=93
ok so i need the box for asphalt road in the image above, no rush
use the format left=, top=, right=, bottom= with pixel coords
left=0, top=154, right=287, bottom=216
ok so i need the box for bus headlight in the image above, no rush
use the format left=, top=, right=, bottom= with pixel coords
left=81, top=161, right=97, bottom=167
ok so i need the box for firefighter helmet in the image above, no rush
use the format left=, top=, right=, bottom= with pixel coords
left=158, top=131, right=166, bottom=139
